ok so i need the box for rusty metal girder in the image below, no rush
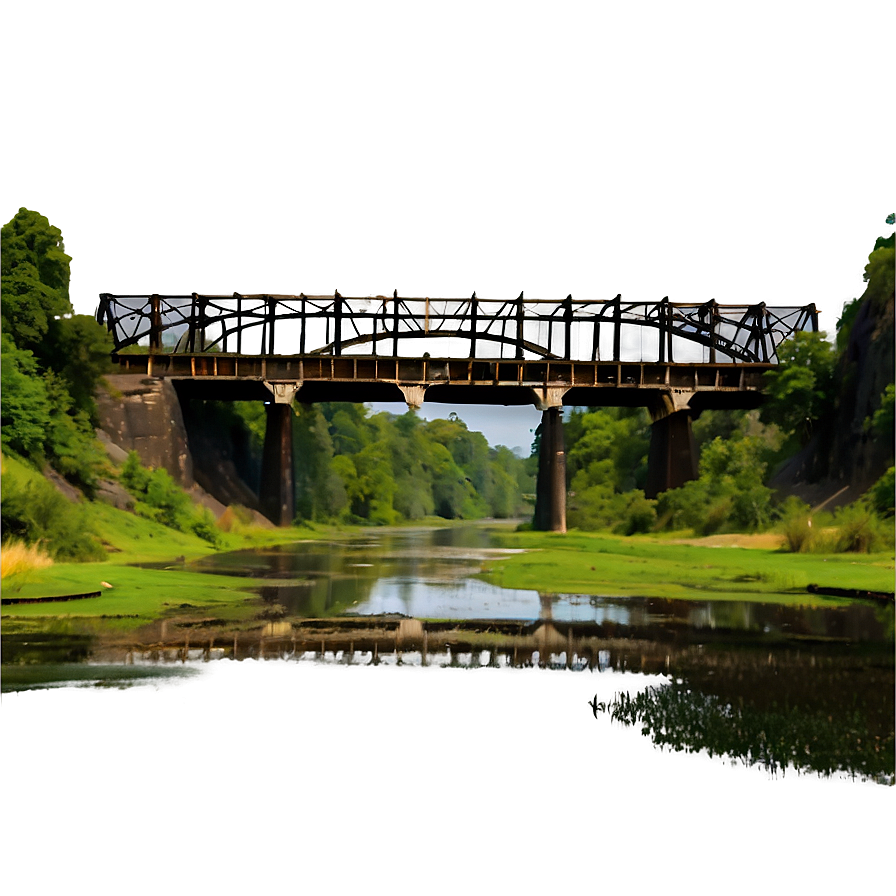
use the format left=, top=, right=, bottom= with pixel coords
left=97, top=293, right=818, bottom=365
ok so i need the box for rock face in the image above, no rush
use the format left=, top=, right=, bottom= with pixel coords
left=96, top=375, right=194, bottom=485
left=826, top=287, right=894, bottom=489
left=769, top=254, right=894, bottom=508
left=96, top=375, right=269, bottom=521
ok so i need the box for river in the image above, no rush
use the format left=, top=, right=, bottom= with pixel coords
left=2, top=524, right=893, bottom=891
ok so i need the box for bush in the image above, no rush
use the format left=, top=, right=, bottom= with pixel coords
left=832, top=502, right=890, bottom=553
left=118, top=451, right=220, bottom=545
left=656, top=437, right=774, bottom=535
left=776, top=497, right=816, bottom=552
left=868, top=467, right=895, bottom=518
left=0, top=456, right=104, bottom=561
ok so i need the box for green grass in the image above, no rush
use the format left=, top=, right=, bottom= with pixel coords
left=479, top=529, right=895, bottom=605
left=1, top=495, right=338, bottom=630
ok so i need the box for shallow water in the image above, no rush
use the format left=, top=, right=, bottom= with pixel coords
left=190, top=525, right=892, bottom=639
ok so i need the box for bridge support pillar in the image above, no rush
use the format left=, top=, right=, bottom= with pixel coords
left=534, top=407, right=567, bottom=532
left=645, top=410, right=698, bottom=498
left=260, top=403, right=295, bottom=526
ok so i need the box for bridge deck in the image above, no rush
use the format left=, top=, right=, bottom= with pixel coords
left=114, top=352, right=770, bottom=411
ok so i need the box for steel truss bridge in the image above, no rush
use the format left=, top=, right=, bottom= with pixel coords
left=97, top=292, right=818, bottom=531
left=98, top=292, right=817, bottom=365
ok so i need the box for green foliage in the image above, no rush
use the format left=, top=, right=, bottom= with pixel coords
left=119, top=452, right=221, bottom=544
left=831, top=502, right=891, bottom=554
left=836, top=297, right=862, bottom=353
left=657, top=436, right=774, bottom=534
left=1, top=333, right=52, bottom=459
left=859, top=241, right=896, bottom=325
left=760, top=332, right=837, bottom=449
left=40, top=314, right=114, bottom=422
left=868, top=467, right=895, bottom=518
left=869, top=383, right=895, bottom=444
left=565, top=407, right=650, bottom=492
left=776, top=497, right=822, bottom=553
left=287, top=403, right=532, bottom=525
left=0, top=454, right=104, bottom=561
left=562, top=407, right=653, bottom=533
left=1, top=209, right=110, bottom=492
left=1, top=208, right=72, bottom=352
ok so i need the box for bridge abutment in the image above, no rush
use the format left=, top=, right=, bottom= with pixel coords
left=260, top=403, right=295, bottom=526
left=534, top=406, right=567, bottom=532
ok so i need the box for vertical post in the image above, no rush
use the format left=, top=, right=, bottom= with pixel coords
left=393, top=291, right=399, bottom=357
left=658, top=297, right=667, bottom=363
left=268, top=296, right=276, bottom=355
left=613, top=295, right=622, bottom=362
left=149, top=294, right=162, bottom=350
left=334, top=291, right=342, bottom=356
left=470, top=292, right=478, bottom=358
left=563, top=294, right=573, bottom=360
left=707, top=299, right=717, bottom=364
left=197, top=295, right=207, bottom=352
left=664, top=297, right=673, bottom=363
left=300, top=294, right=307, bottom=355
left=236, top=294, right=242, bottom=355
left=808, top=303, right=818, bottom=332
left=516, top=292, right=525, bottom=359
left=188, top=293, right=198, bottom=353
left=533, top=406, right=567, bottom=532
left=260, top=403, right=295, bottom=526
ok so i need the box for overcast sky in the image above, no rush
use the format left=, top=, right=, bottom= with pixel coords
left=3, top=1, right=892, bottom=449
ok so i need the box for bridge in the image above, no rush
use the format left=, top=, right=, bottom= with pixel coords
left=97, top=292, right=818, bottom=531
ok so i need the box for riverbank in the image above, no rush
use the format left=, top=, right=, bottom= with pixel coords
left=479, top=528, right=895, bottom=605
left=3, top=517, right=893, bottom=638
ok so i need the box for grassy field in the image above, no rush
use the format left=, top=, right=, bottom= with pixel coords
left=479, top=529, right=895, bottom=605
left=0, top=491, right=346, bottom=631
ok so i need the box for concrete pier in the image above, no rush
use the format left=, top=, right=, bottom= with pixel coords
left=534, top=406, right=567, bottom=532
left=645, top=410, right=698, bottom=498
left=260, top=403, right=295, bottom=525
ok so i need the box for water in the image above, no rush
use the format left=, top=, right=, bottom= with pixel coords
left=2, top=524, right=893, bottom=888
left=189, top=525, right=891, bottom=638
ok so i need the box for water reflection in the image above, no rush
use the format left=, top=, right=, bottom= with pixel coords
left=598, top=680, right=895, bottom=785
left=190, top=527, right=893, bottom=642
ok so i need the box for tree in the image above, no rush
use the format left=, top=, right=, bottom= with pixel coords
left=760, top=332, right=837, bottom=449
left=1, top=209, right=112, bottom=491
left=0, top=334, right=52, bottom=460
left=1, top=208, right=72, bottom=352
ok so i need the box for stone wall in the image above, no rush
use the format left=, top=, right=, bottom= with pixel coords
left=96, top=375, right=193, bottom=486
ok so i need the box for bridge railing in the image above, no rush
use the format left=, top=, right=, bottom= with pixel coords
left=97, top=293, right=817, bottom=364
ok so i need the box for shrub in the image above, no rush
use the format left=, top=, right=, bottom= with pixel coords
left=777, top=497, right=815, bottom=553
left=217, top=504, right=256, bottom=533
left=868, top=467, right=895, bottom=518
left=0, top=457, right=104, bottom=561
left=832, top=502, right=890, bottom=553
left=118, top=451, right=220, bottom=544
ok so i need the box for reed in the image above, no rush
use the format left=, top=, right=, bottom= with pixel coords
left=1, top=540, right=54, bottom=582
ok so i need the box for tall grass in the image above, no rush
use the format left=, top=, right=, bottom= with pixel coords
left=1, top=539, right=54, bottom=584
left=777, top=496, right=892, bottom=554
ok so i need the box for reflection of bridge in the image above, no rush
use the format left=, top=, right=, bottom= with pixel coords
left=97, top=293, right=818, bottom=530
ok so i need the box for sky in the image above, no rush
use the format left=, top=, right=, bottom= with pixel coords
left=2, top=0, right=892, bottom=450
